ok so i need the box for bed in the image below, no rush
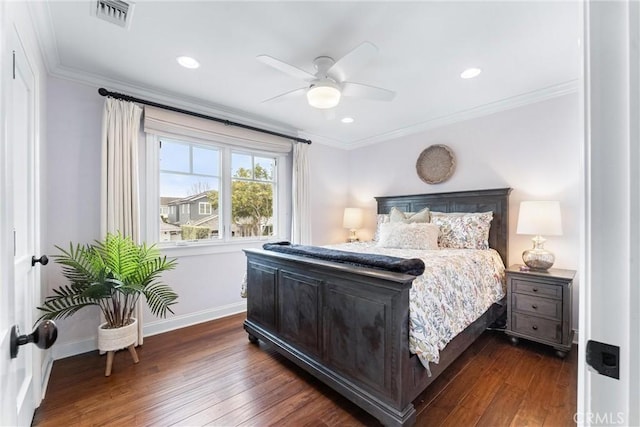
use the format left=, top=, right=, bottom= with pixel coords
left=243, top=188, right=511, bottom=426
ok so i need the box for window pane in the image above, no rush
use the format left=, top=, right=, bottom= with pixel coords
left=160, top=140, right=190, bottom=173
left=254, top=157, right=275, bottom=181
left=231, top=180, right=273, bottom=238
left=193, top=146, right=219, bottom=176
left=232, top=153, right=253, bottom=179
left=159, top=138, right=221, bottom=243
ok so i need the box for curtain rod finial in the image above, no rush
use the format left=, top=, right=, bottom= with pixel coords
left=98, top=88, right=109, bottom=96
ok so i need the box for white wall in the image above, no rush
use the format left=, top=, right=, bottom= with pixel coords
left=308, top=142, right=350, bottom=245
left=44, top=78, right=104, bottom=357
left=348, top=93, right=582, bottom=326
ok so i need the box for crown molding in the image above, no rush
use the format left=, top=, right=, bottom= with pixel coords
left=27, top=1, right=60, bottom=75
left=296, top=131, right=346, bottom=149
left=49, top=64, right=300, bottom=136
left=342, top=80, right=580, bottom=150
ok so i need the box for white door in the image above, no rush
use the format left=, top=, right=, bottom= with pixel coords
left=581, top=1, right=640, bottom=426
left=0, top=21, right=42, bottom=427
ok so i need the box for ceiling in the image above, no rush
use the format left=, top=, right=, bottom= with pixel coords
left=31, top=1, right=581, bottom=149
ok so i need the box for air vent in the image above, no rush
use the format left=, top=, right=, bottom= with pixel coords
left=92, top=0, right=134, bottom=29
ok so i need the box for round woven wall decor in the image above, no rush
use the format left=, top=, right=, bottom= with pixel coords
left=416, top=144, right=456, bottom=184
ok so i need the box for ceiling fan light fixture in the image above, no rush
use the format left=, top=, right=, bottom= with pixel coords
left=307, top=82, right=341, bottom=109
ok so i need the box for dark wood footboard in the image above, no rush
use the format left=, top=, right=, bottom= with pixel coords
left=244, top=248, right=418, bottom=426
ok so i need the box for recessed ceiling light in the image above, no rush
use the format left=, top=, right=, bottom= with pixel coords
left=341, top=117, right=354, bottom=124
left=460, top=67, right=482, bottom=79
left=177, top=56, right=200, bottom=69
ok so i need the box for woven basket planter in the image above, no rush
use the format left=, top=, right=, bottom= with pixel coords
left=98, top=318, right=137, bottom=352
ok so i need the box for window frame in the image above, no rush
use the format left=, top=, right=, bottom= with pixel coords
left=145, top=133, right=288, bottom=255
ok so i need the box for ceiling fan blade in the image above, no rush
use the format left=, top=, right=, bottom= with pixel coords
left=257, top=55, right=316, bottom=82
left=328, top=41, right=378, bottom=82
left=261, top=87, right=307, bottom=104
left=341, top=82, right=396, bottom=101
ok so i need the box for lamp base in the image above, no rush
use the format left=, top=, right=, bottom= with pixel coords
left=522, top=235, right=555, bottom=270
left=347, top=229, right=359, bottom=243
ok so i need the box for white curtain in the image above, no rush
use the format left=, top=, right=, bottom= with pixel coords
left=291, top=142, right=311, bottom=244
left=100, top=97, right=144, bottom=345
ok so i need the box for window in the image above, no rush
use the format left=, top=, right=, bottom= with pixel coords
left=150, top=136, right=282, bottom=246
left=199, top=202, right=212, bottom=215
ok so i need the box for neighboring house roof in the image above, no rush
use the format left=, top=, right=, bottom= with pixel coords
left=190, top=215, right=219, bottom=227
left=160, top=196, right=180, bottom=206
left=160, top=221, right=182, bottom=232
left=167, top=191, right=214, bottom=206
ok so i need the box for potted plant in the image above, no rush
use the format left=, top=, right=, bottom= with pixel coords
left=37, top=232, right=178, bottom=375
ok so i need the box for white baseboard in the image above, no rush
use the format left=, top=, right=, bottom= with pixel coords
left=143, top=301, right=247, bottom=337
left=51, top=301, right=248, bottom=360
left=40, top=353, right=55, bottom=400
left=52, top=336, right=98, bottom=360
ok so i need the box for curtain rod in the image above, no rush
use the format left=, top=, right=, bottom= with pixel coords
left=97, top=88, right=312, bottom=145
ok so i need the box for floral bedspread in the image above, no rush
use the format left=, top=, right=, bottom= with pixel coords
left=326, top=242, right=506, bottom=373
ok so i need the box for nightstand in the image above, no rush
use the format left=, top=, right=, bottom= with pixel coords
left=505, top=265, right=575, bottom=357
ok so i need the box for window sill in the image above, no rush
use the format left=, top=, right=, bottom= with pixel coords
left=159, top=239, right=277, bottom=258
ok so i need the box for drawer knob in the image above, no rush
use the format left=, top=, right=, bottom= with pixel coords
left=532, top=325, right=538, bottom=330
left=531, top=304, right=538, bottom=309
left=532, top=288, right=539, bottom=292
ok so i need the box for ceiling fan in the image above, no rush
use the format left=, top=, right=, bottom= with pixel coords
left=257, top=42, right=396, bottom=110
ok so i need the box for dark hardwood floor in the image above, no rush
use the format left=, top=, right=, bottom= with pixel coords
left=33, top=313, right=577, bottom=426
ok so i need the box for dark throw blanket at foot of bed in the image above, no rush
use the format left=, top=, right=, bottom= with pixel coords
left=263, top=241, right=425, bottom=276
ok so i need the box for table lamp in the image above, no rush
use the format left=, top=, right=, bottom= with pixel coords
left=343, top=208, right=363, bottom=243
left=516, top=201, right=563, bottom=270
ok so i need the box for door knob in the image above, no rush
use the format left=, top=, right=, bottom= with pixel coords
left=10, top=320, right=57, bottom=359
left=32, top=255, right=49, bottom=266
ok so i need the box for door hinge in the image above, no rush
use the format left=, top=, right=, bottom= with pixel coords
left=12, top=50, right=16, bottom=79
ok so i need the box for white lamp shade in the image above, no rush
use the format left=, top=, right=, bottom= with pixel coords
left=307, top=84, right=341, bottom=109
left=516, top=201, right=563, bottom=236
left=343, top=208, right=364, bottom=229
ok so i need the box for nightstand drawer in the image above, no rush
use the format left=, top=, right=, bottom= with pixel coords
left=512, top=279, right=562, bottom=299
left=511, top=313, right=562, bottom=343
left=512, top=293, right=562, bottom=319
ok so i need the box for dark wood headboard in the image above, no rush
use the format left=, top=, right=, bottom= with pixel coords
left=375, top=188, right=512, bottom=266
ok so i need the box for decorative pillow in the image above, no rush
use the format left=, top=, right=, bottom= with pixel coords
left=389, top=206, right=430, bottom=223
left=373, top=214, right=390, bottom=241
left=430, top=211, right=493, bottom=249
left=376, top=222, right=439, bottom=250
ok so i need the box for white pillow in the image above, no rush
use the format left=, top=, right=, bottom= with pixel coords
left=389, top=206, right=430, bottom=223
left=373, top=214, right=390, bottom=242
left=376, top=222, right=439, bottom=250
